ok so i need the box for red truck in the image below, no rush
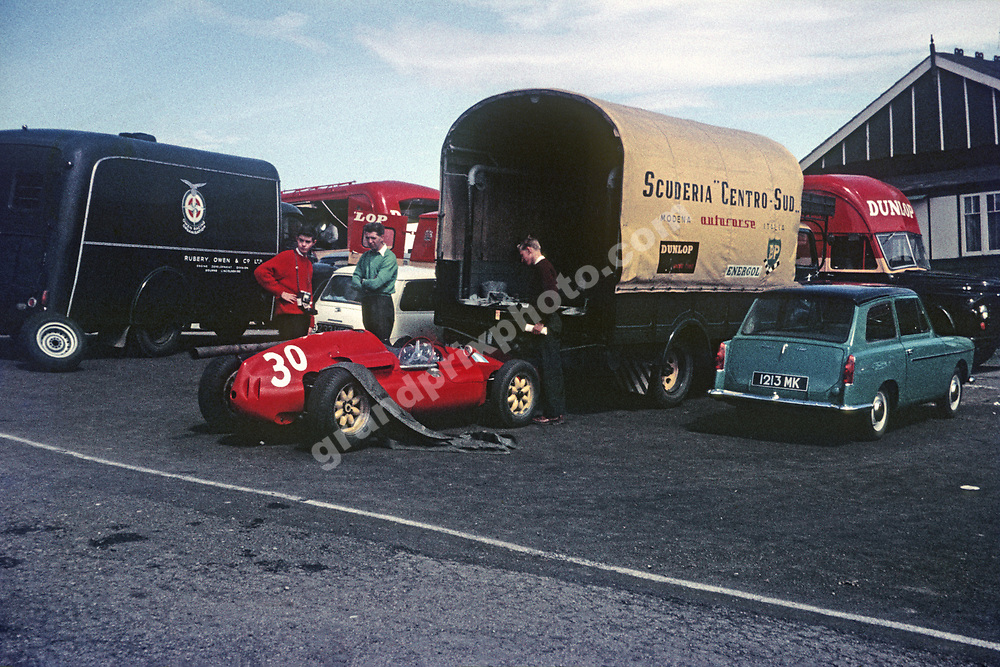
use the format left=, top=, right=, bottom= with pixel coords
left=797, top=174, right=999, bottom=366
left=280, top=180, right=438, bottom=261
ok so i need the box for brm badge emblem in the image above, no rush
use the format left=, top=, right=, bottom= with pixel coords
left=764, top=237, right=782, bottom=275
left=181, top=179, right=207, bottom=234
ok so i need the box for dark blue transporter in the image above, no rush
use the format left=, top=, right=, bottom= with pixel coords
left=0, top=128, right=280, bottom=370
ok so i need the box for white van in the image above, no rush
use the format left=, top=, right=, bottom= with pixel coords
left=313, top=264, right=439, bottom=344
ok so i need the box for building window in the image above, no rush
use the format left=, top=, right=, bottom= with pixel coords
left=962, top=192, right=1000, bottom=254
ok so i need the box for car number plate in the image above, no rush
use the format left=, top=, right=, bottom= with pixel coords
left=752, top=371, right=808, bottom=392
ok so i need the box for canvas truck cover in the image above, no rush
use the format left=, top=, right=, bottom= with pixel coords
left=439, top=89, right=803, bottom=297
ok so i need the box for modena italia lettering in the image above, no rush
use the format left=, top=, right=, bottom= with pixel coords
left=866, top=199, right=915, bottom=218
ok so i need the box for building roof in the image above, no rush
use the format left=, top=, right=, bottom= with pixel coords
left=800, top=40, right=1000, bottom=197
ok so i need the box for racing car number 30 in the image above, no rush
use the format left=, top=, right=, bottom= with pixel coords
left=264, top=344, right=308, bottom=387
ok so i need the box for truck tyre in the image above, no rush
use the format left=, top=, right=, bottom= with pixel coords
left=198, top=355, right=243, bottom=431
left=650, top=341, right=693, bottom=408
left=306, top=367, right=375, bottom=448
left=858, top=384, right=892, bottom=441
left=935, top=367, right=963, bottom=418
left=132, top=321, right=183, bottom=357
left=488, top=359, right=540, bottom=427
left=19, top=312, right=86, bottom=372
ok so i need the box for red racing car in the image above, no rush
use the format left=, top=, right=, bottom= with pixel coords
left=198, top=330, right=539, bottom=445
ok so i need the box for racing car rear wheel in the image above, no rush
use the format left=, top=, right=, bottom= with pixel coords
left=198, top=355, right=243, bottom=431
left=488, top=359, right=540, bottom=428
left=307, top=367, right=374, bottom=448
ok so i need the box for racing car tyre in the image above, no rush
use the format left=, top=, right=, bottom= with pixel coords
left=307, top=367, right=375, bottom=448
left=935, top=367, right=963, bottom=418
left=487, top=359, right=540, bottom=428
left=858, top=383, right=892, bottom=441
left=198, top=355, right=243, bottom=431
left=19, top=312, right=87, bottom=372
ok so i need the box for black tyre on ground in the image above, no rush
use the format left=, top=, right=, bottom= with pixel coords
left=306, top=367, right=375, bottom=448
left=198, top=355, right=243, bottom=431
left=487, top=359, right=540, bottom=428
left=649, top=340, right=694, bottom=408
left=19, top=312, right=87, bottom=372
left=858, top=383, right=892, bottom=441
left=131, top=320, right=183, bottom=357
left=935, top=367, right=963, bottom=418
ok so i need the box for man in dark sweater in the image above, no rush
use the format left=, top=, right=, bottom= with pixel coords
left=518, top=236, right=566, bottom=424
left=254, top=229, right=317, bottom=340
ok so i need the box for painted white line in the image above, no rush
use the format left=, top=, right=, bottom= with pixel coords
left=3, top=431, right=999, bottom=653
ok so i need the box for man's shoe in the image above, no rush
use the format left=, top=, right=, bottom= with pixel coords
left=532, top=414, right=564, bottom=424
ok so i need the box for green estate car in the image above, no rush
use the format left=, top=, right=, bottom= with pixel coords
left=709, top=284, right=975, bottom=440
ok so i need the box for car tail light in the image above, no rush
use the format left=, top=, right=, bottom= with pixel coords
left=843, top=354, right=855, bottom=385
left=41, top=290, right=49, bottom=306
left=715, top=342, right=726, bottom=370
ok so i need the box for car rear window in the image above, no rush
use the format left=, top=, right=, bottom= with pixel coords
left=865, top=302, right=897, bottom=341
left=398, top=280, right=435, bottom=312
left=741, top=295, right=855, bottom=342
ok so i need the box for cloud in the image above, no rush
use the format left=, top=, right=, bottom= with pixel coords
left=357, top=0, right=998, bottom=103
left=182, top=0, right=328, bottom=53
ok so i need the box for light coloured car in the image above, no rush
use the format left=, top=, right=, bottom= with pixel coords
left=313, top=264, right=440, bottom=344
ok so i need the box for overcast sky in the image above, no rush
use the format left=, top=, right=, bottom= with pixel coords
left=3, top=1, right=998, bottom=190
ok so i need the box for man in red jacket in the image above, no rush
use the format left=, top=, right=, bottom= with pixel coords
left=254, top=229, right=317, bottom=340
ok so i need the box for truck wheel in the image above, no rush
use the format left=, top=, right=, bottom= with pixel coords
left=19, top=312, right=86, bottom=372
left=650, top=341, right=693, bottom=408
left=858, top=384, right=892, bottom=440
left=198, top=355, right=243, bottom=431
left=973, top=345, right=995, bottom=368
left=935, top=367, right=963, bottom=418
left=488, top=359, right=540, bottom=428
left=306, top=367, right=375, bottom=448
left=132, top=320, right=183, bottom=357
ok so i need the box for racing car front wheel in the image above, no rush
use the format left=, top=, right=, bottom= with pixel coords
left=198, top=355, right=243, bottom=431
left=307, top=367, right=374, bottom=448
left=488, top=359, right=540, bottom=428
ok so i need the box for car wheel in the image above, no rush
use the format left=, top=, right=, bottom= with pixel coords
left=488, top=359, right=540, bottom=428
left=936, top=368, right=963, bottom=418
left=650, top=341, right=693, bottom=408
left=859, top=384, right=892, bottom=440
left=19, top=312, right=87, bottom=372
left=306, top=367, right=375, bottom=448
left=198, top=355, right=243, bottom=431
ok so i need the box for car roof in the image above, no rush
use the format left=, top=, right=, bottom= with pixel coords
left=762, top=283, right=916, bottom=304
left=332, top=264, right=436, bottom=280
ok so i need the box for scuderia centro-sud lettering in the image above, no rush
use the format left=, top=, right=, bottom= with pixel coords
left=642, top=172, right=796, bottom=213
left=657, top=241, right=699, bottom=274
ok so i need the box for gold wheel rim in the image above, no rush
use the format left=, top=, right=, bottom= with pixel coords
left=660, top=351, right=680, bottom=392
left=506, top=374, right=534, bottom=416
left=333, top=383, right=369, bottom=435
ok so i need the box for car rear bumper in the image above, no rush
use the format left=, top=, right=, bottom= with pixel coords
left=708, top=388, right=872, bottom=413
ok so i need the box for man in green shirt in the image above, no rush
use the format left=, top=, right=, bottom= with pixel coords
left=351, top=221, right=398, bottom=344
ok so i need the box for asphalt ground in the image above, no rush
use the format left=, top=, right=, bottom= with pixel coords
left=0, top=333, right=997, bottom=665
